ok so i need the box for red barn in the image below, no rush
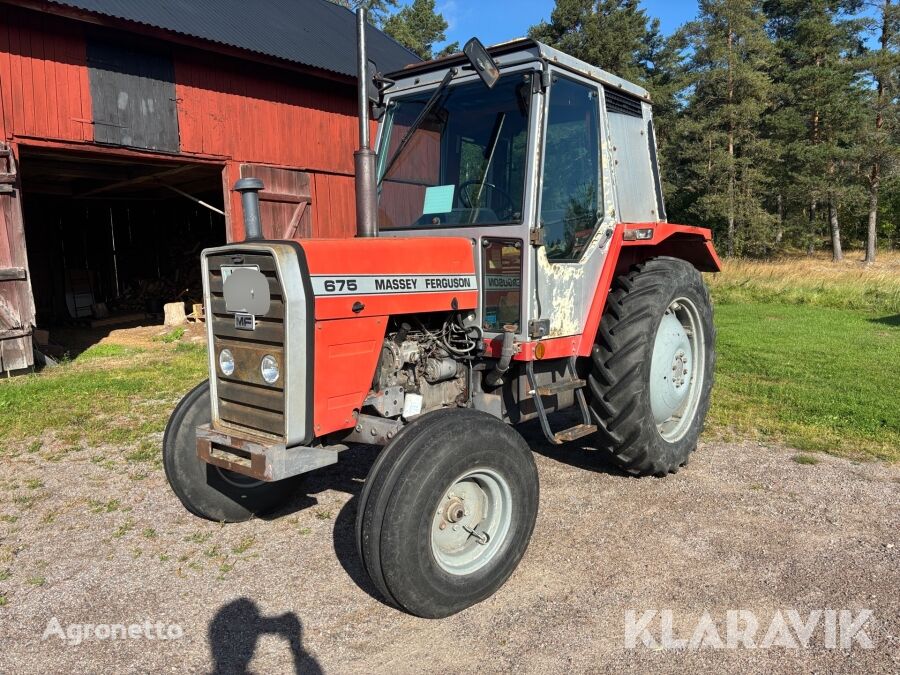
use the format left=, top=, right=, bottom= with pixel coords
left=0, top=0, right=416, bottom=372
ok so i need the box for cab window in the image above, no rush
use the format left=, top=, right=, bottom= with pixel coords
left=540, top=76, right=601, bottom=261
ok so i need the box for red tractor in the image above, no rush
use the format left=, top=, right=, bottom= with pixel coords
left=164, top=11, right=720, bottom=618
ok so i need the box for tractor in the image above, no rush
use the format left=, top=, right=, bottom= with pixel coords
left=163, top=10, right=720, bottom=619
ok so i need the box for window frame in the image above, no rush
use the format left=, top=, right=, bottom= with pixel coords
left=535, top=71, right=605, bottom=263
left=375, top=73, right=535, bottom=232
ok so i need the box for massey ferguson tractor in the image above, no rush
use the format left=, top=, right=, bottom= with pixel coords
left=164, top=10, right=720, bottom=619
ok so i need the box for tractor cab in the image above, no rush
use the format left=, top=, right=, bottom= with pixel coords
left=375, top=39, right=668, bottom=341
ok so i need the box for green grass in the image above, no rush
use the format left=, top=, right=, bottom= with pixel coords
left=76, top=344, right=143, bottom=361
left=158, top=327, right=186, bottom=344
left=0, top=347, right=207, bottom=450
left=709, top=300, right=899, bottom=461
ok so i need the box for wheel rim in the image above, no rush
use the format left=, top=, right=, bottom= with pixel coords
left=431, top=468, right=512, bottom=576
left=649, top=296, right=705, bottom=443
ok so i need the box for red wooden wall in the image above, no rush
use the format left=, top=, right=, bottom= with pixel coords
left=0, top=5, right=93, bottom=144
left=0, top=4, right=366, bottom=241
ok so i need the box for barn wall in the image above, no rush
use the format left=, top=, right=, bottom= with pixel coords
left=175, top=54, right=359, bottom=175
left=0, top=5, right=93, bottom=144
left=0, top=5, right=366, bottom=241
left=176, top=52, right=363, bottom=240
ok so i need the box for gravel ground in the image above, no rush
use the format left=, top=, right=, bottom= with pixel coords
left=0, top=416, right=897, bottom=674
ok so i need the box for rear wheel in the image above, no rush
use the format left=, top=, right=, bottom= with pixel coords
left=162, top=381, right=296, bottom=522
left=356, top=409, right=539, bottom=618
left=587, top=257, right=715, bottom=476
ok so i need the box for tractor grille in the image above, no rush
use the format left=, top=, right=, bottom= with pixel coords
left=206, top=251, right=286, bottom=439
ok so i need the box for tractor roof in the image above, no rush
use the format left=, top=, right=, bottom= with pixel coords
left=386, top=38, right=650, bottom=103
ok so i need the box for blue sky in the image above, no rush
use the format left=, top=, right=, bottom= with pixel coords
left=435, top=0, right=701, bottom=49
left=429, top=0, right=880, bottom=51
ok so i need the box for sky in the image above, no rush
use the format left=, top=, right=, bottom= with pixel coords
left=435, top=0, right=702, bottom=49
left=431, top=0, right=880, bottom=51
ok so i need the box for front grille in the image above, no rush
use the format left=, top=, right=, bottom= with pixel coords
left=206, top=251, right=286, bottom=439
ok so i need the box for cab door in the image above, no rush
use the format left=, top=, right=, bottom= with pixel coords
left=530, top=71, right=617, bottom=340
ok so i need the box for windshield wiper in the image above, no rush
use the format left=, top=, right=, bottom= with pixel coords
left=379, top=67, right=458, bottom=185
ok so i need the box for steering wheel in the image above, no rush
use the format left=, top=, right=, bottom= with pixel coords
left=458, top=180, right=515, bottom=220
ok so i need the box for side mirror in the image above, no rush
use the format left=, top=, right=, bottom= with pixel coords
left=367, top=58, right=379, bottom=105
left=464, top=38, right=499, bottom=89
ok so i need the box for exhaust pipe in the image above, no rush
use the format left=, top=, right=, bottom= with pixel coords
left=354, top=7, right=378, bottom=238
left=234, top=177, right=264, bottom=241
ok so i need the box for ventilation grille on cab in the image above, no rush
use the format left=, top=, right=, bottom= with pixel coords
left=604, top=87, right=643, bottom=118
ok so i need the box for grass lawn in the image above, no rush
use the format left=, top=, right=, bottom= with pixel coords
left=0, top=342, right=207, bottom=457
left=0, top=253, right=897, bottom=462
left=710, top=302, right=898, bottom=461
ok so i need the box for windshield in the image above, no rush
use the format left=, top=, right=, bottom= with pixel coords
left=377, top=75, right=532, bottom=230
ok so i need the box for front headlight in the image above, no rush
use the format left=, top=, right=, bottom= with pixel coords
left=260, top=355, right=280, bottom=384
left=218, top=349, right=235, bottom=376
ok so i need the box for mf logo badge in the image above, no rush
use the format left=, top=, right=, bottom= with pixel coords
left=234, top=313, right=256, bottom=331
left=222, top=266, right=271, bottom=316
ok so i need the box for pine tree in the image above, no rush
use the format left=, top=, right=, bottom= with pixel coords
left=860, top=0, right=900, bottom=262
left=528, top=0, right=660, bottom=85
left=382, top=0, right=458, bottom=60
left=765, top=0, right=869, bottom=261
left=674, top=0, right=777, bottom=256
left=332, top=0, right=400, bottom=26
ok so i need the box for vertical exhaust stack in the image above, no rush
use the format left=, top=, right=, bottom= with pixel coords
left=235, top=177, right=264, bottom=241
left=354, top=7, right=378, bottom=238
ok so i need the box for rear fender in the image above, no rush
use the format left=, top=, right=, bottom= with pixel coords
left=617, top=222, right=721, bottom=274
left=513, top=223, right=720, bottom=360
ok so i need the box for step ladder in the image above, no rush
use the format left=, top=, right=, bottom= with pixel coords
left=525, top=357, right=597, bottom=445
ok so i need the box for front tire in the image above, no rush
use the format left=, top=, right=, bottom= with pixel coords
left=356, top=409, right=539, bottom=618
left=162, top=381, right=296, bottom=522
left=588, top=257, right=715, bottom=476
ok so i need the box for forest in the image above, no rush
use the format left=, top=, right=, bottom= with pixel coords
left=341, top=0, right=898, bottom=261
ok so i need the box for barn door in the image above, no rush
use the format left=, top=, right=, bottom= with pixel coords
left=0, top=143, right=35, bottom=373
left=239, top=165, right=312, bottom=239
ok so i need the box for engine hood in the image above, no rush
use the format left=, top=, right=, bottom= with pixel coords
left=297, top=237, right=478, bottom=320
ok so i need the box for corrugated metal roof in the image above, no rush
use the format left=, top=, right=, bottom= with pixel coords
left=43, top=0, right=419, bottom=78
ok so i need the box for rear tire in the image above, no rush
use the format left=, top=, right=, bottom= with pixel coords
left=356, top=409, right=539, bottom=618
left=162, top=381, right=296, bottom=522
left=587, top=257, right=715, bottom=476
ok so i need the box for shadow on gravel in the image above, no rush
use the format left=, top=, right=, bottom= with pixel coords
left=208, top=597, right=322, bottom=674
left=518, top=411, right=629, bottom=477
left=258, top=416, right=627, bottom=607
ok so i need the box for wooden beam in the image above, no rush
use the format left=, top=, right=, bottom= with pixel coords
left=76, top=165, right=195, bottom=198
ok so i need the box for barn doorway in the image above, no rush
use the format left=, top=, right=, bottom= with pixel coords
left=17, top=146, right=226, bottom=350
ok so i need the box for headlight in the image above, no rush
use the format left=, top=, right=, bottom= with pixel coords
left=260, top=355, right=280, bottom=384
left=218, top=349, right=235, bottom=376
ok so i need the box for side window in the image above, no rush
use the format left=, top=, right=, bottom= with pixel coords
left=540, top=76, right=601, bottom=261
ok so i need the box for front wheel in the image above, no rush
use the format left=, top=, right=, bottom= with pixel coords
left=588, top=257, right=715, bottom=476
left=162, top=381, right=296, bottom=522
left=356, top=409, right=539, bottom=618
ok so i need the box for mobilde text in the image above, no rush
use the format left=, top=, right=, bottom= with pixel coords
left=624, top=609, right=874, bottom=650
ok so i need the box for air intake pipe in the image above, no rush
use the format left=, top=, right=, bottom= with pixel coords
left=234, top=177, right=264, bottom=241
left=354, top=7, right=378, bottom=238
